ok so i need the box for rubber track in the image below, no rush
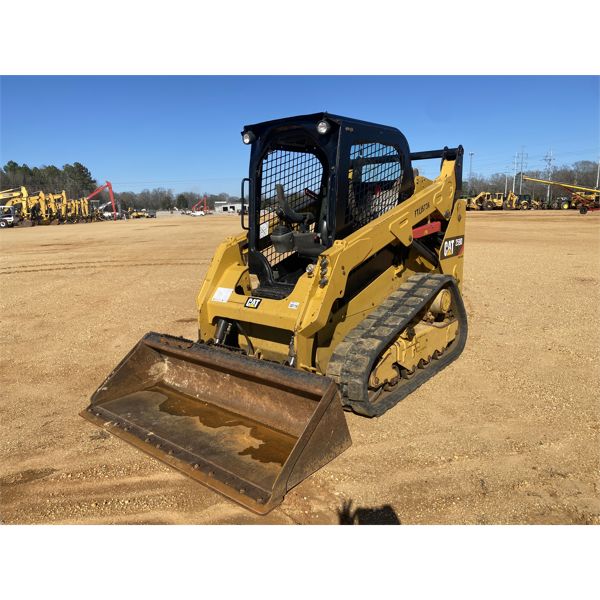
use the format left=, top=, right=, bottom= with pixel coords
left=327, top=273, right=468, bottom=417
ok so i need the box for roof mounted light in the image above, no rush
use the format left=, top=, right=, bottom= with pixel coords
left=242, top=131, right=256, bottom=145
left=316, top=120, right=330, bottom=135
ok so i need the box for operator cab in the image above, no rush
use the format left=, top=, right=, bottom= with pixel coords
left=241, top=113, right=414, bottom=299
left=0, top=205, right=17, bottom=227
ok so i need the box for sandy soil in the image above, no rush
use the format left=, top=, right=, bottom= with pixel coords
left=1, top=211, right=599, bottom=524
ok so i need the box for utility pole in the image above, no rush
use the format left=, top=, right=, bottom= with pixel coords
left=543, top=149, right=554, bottom=207
left=504, top=163, right=511, bottom=196
left=596, top=157, right=600, bottom=189
left=518, top=147, right=527, bottom=195
left=468, top=152, right=474, bottom=194
left=512, top=153, right=518, bottom=193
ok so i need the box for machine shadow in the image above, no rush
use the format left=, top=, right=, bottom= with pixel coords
left=337, top=499, right=401, bottom=525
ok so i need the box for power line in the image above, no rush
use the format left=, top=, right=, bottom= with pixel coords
left=102, top=148, right=599, bottom=191
left=461, top=140, right=599, bottom=165
left=466, top=147, right=599, bottom=172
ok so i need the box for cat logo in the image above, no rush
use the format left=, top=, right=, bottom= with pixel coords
left=441, top=235, right=465, bottom=259
left=244, top=297, right=262, bottom=309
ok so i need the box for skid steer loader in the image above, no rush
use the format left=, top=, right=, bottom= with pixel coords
left=83, top=113, right=468, bottom=514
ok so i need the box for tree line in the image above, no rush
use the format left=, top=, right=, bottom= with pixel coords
left=1, top=161, right=97, bottom=198
left=3, top=158, right=597, bottom=209
left=113, top=190, right=241, bottom=211
left=73, top=189, right=241, bottom=212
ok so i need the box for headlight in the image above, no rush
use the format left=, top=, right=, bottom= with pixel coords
left=242, top=131, right=255, bottom=145
left=316, top=120, right=330, bottom=135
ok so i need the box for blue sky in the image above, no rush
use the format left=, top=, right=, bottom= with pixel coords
left=1, top=76, right=598, bottom=195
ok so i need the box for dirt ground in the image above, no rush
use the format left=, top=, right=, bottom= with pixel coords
left=1, top=211, right=599, bottom=525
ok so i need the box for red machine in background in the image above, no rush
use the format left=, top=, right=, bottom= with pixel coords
left=191, top=194, right=209, bottom=214
left=87, top=181, right=117, bottom=220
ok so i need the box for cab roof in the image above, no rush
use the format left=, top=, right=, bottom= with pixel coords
left=242, top=112, right=403, bottom=136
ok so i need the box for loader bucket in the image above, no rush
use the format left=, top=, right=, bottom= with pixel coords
left=81, top=332, right=351, bottom=514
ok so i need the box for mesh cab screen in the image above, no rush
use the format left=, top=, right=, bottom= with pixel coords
left=347, top=143, right=402, bottom=231
left=258, top=149, right=324, bottom=265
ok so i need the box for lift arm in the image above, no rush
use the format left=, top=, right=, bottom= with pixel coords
left=87, top=181, right=117, bottom=220
left=191, top=194, right=208, bottom=213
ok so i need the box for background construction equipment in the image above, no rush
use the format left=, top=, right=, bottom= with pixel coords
left=522, top=176, right=600, bottom=214
left=0, top=180, right=128, bottom=227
